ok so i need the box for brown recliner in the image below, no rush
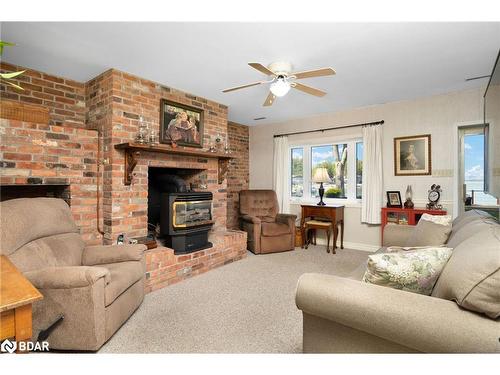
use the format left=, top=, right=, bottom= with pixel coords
left=0, top=197, right=146, bottom=351
left=239, top=190, right=296, bottom=254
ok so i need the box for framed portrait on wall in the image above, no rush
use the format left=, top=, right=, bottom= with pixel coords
left=394, top=134, right=431, bottom=176
left=160, top=99, right=204, bottom=148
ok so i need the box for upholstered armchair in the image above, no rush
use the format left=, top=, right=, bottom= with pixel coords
left=239, top=190, right=296, bottom=254
left=0, top=198, right=146, bottom=351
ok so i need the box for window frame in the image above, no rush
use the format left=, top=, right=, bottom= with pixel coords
left=289, top=136, right=362, bottom=206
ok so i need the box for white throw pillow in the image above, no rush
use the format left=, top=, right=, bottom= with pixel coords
left=363, top=247, right=453, bottom=295
left=420, top=213, right=452, bottom=226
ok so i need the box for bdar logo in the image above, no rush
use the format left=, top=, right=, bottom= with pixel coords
left=1, top=339, right=17, bottom=353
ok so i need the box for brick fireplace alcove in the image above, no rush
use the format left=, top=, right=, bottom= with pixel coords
left=1, top=63, right=248, bottom=293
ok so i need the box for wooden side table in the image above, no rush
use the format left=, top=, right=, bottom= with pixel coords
left=300, top=204, right=345, bottom=251
left=0, top=255, right=43, bottom=351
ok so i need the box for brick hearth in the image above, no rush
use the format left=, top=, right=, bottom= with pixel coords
left=145, top=230, right=246, bottom=292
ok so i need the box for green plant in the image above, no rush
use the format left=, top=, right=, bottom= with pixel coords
left=0, top=40, right=25, bottom=90
left=325, top=187, right=342, bottom=198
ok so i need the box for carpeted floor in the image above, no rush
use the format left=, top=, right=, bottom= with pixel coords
left=99, top=245, right=369, bottom=353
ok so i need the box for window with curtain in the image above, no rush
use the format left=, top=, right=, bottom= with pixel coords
left=289, top=140, right=362, bottom=202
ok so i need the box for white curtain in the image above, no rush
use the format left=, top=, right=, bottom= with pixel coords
left=361, top=125, right=383, bottom=224
left=273, top=136, right=290, bottom=214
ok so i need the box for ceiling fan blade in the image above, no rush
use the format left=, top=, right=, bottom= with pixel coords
left=222, top=81, right=263, bottom=93
left=263, top=92, right=276, bottom=107
left=292, top=82, right=327, bottom=97
left=248, top=62, right=276, bottom=76
left=292, top=67, right=336, bottom=80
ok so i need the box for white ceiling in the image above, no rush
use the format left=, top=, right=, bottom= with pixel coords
left=1, top=22, right=499, bottom=125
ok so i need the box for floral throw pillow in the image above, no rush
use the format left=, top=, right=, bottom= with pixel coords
left=362, top=247, right=453, bottom=295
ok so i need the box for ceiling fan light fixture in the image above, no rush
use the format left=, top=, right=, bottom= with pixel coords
left=270, top=76, right=290, bottom=97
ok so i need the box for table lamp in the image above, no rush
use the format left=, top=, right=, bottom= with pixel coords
left=312, top=167, right=331, bottom=206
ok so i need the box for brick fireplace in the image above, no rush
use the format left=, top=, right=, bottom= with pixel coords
left=1, top=62, right=248, bottom=292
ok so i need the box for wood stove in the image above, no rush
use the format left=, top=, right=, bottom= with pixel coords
left=160, top=191, right=213, bottom=254
left=148, top=169, right=213, bottom=254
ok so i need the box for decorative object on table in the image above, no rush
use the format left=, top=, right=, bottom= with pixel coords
left=394, top=134, right=431, bottom=176
left=403, top=184, right=414, bottom=208
left=312, top=167, right=331, bottom=206
left=426, top=184, right=443, bottom=210
left=386, top=191, right=402, bottom=208
left=325, top=186, right=342, bottom=198
left=135, top=115, right=150, bottom=144
left=160, top=99, right=204, bottom=148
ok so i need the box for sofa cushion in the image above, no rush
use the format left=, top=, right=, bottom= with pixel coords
left=362, top=247, right=453, bottom=295
left=103, top=261, right=144, bottom=306
left=446, top=218, right=496, bottom=249
left=431, top=224, right=500, bottom=319
left=405, top=219, right=451, bottom=247
left=261, top=222, right=290, bottom=237
left=452, top=209, right=493, bottom=229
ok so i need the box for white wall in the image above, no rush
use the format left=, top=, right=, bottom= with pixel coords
left=249, top=87, right=485, bottom=249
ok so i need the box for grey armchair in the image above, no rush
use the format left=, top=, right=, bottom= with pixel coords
left=0, top=198, right=146, bottom=351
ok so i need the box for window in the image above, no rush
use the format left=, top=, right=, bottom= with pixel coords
left=356, top=142, right=363, bottom=199
left=459, top=125, right=497, bottom=208
left=291, top=147, right=304, bottom=197
left=289, top=140, right=362, bottom=202
left=311, top=144, right=347, bottom=198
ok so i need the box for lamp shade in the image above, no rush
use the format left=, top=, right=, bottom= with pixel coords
left=312, top=167, right=331, bottom=183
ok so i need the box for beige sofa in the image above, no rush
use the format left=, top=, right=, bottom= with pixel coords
left=295, top=210, right=500, bottom=353
left=0, top=198, right=146, bottom=351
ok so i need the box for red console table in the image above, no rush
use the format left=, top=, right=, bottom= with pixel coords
left=381, top=207, right=447, bottom=245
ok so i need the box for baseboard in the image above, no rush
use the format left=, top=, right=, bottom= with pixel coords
left=311, top=237, right=379, bottom=252
left=342, top=241, right=379, bottom=252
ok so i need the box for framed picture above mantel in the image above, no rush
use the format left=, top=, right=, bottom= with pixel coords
left=394, top=134, right=431, bottom=176
left=159, top=99, right=204, bottom=148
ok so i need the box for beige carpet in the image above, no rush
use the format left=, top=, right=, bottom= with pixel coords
left=99, top=246, right=369, bottom=353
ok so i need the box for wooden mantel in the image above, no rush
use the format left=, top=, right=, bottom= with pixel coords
left=114, top=142, right=234, bottom=185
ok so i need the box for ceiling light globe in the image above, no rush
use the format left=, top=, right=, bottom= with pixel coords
left=270, top=78, right=291, bottom=97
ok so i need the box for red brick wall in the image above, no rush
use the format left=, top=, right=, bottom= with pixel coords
left=0, top=62, right=86, bottom=128
left=227, top=122, right=249, bottom=228
left=0, top=119, right=101, bottom=244
left=94, top=69, right=229, bottom=243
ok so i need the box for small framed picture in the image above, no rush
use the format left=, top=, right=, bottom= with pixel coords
left=394, top=134, right=431, bottom=176
left=386, top=191, right=402, bottom=208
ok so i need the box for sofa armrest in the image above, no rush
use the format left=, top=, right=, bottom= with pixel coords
left=82, top=244, right=146, bottom=266
left=240, top=215, right=261, bottom=224
left=295, top=273, right=499, bottom=353
left=276, top=213, right=297, bottom=229
left=25, top=266, right=110, bottom=289
left=382, top=224, right=415, bottom=246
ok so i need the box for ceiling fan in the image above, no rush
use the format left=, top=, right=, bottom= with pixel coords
left=222, top=62, right=336, bottom=106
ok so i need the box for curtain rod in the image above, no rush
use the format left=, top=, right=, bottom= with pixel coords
left=273, top=120, right=384, bottom=138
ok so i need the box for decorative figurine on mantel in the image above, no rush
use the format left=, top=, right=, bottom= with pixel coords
left=135, top=115, right=149, bottom=144
left=209, top=133, right=224, bottom=153
left=426, top=184, right=443, bottom=210
left=404, top=185, right=414, bottom=209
